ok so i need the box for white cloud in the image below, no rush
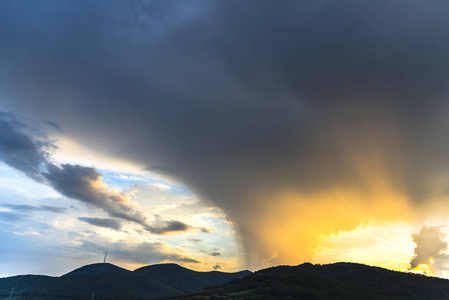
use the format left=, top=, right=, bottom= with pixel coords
left=410, top=225, right=449, bottom=277
left=112, top=174, right=152, bottom=181
left=150, top=182, right=171, bottom=190
left=13, top=231, right=40, bottom=236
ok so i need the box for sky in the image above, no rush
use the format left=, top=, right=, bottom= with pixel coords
left=2, top=0, right=449, bottom=278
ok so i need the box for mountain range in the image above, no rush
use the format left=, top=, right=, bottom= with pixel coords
left=3, top=262, right=449, bottom=299
left=168, top=262, right=449, bottom=300
left=0, top=263, right=251, bottom=299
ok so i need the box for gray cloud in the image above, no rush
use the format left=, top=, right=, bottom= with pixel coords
left=78, top=239, right=199, bottom=265
left=39, top=205, right=66, bottom=213
left=78, top=217, right=122, bottom=231
left=145, top=220, right=189, bottom=235
left=199, top=227, right=211, bottom=234
left=410, top=226, right=449, bottom=276
left=42, top=163, right=147, bottom=224
left=213, top=264, right=221, bottom=270
left=44, top=121, right=61, bottom=130
left=0, top=112, right=52, bottom=182
left=210, top=252, right=220, bottom=257
left=42, top=163, right=190, bottom=235
left=2, top=1, right=449, bottom=268
left=188, top=238, right=202, bottom=243
left=0, top=211, right=26, bottom=222
left=1, top=203, right=66, bottom=214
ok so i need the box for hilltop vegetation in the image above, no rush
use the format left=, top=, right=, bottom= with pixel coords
left=166, top=263, right=449, bottom=300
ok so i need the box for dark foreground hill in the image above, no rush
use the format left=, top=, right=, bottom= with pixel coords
left=0, top=263, right=251, bottom=299
left=166, top=262, right=449, bottom=300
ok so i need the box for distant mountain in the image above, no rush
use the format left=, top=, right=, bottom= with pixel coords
left=62, top=262, right=131, bottom=276
left=168, top=262, right=449, bottom=300
left=0, top=263, right=251, bottom=299
left=134, top=263, right=251, bottom=294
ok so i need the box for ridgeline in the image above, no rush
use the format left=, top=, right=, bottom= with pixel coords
left=3, top=262, right=449, bottom=299
left=0, top=263, right=251, bottom=299
left=166, top=262, right=449, bottom=300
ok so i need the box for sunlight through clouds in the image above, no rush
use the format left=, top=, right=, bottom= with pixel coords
left=2, top=0, right=449, bottom=280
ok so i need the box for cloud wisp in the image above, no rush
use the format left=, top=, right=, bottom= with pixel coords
left=1, top=203, right=66, bottom=214
left=0, top=211, right=26, bottom=222
left=78, top=217, right=122, bottom=231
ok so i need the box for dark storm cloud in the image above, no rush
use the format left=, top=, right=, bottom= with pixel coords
left=2, top=1, right=449, bottom=267
left=1, top=203, right=66, bottom=213
left=0, top=112, right=52, bottom=182
left=78, top=217, right=122, bottom=231
left=2, top=0, right=447, bottom=200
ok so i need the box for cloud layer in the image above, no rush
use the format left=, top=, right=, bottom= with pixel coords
left=2, top=1, right=449, bottom=268
left=0, top=112, right=191, bottom=235
left=72, top=237, right=200, bottom=266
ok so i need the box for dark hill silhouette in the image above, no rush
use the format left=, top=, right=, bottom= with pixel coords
left=134, top=263, right=251, bottom=294
left=167, top=262, right=449, bottom=300
left=62, top=262, right=131, bottom=276
left=0, top=262, right=251, bottom=299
